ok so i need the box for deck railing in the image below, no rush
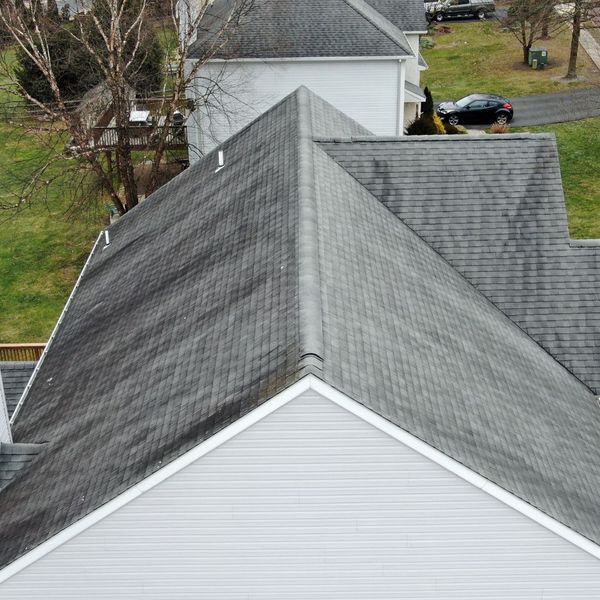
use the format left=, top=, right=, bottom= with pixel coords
left=0, top=344, right=46, bottom=362
left=91, top=125, right=188, bottom=149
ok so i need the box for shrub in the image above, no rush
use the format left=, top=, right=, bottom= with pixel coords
left=422, top=86, right=434, bottom=117
left=407, top=114, right=438, bottom=135
left=432, top=112, right=447, bottom=134
left=490, top=123, right=511, bottom=134
left=444, top=122, right=467, bottom=134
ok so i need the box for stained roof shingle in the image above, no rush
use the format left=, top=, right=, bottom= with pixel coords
left=0, top=88, right=599, bottom=572
left=319, top=136, right=600, bottom=393
left=189, top=0, right=414, bottom=59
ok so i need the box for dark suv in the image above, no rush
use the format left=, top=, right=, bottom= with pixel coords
left=437, top=94, right=514, bottom=126
left=426, top=0, right=495, bottom=21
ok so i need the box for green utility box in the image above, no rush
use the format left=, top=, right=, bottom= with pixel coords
left=529, top=48, right=548, bottom=69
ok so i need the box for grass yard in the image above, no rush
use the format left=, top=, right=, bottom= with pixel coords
left=422, top=20, right=600, bottom=99
left=0, top=124, right=105, bottom=342
left=513, top=117, right=600, bottom=239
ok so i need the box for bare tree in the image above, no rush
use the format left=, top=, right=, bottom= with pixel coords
left=503, top=0, right=564, bottom=64
left=0, top=0, right=255, bottom=215
left=563, top=0, right=600, bottom=79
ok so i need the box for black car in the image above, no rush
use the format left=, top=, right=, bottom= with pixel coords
left=437, top=94, right=514, bottom=126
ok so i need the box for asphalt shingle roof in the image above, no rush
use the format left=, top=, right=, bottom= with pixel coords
left=366, top=0, right=428, bottom=31
left=189, top=0, right=414, bottom=59
left=0, top=362, right=36, bottom=419
left=0, top=87, right=599, bottom=570
left=319, top=136, right=600, bottom=393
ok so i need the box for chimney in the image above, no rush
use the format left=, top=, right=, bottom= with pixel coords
left=0, top=367, right=12, bottom=443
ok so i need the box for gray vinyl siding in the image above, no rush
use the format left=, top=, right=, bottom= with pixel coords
left=2, top=388, right=600, bottom=598
left=188, top=59, right=400, bottom=157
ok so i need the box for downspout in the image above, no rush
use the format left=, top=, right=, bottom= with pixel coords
left=397, top=59, right=406, bottom=136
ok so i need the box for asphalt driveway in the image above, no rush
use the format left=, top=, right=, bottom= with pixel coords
left=510, top=86, right=600, bottom=126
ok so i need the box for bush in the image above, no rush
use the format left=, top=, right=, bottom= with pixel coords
left=490, top=123, right=511, bottom=134
left=407, top=114, right=438, bottom=135
left=432, top=112, right=446, bottom=134
left=444, top=122, right=467, bottom=134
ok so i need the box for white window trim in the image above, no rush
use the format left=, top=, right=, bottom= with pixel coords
left=1, top=374, right=599, bottom=584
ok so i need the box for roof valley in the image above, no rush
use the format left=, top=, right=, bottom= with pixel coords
left=296, top=88, right=325, bottom=377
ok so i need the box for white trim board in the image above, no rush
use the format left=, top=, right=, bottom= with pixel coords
left=204, top=55, right=412, bottom=63
left=1, top=374, right=599, bottom=585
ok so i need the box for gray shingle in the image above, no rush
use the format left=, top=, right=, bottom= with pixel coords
left=0, top=443, right=42, bottom=492
left=366, top=0, right=429, bottom=31
left=318, top=136, right=600, bottom=393
left=189, top=0, right=414, bottom=59
left=0, top=363, right=36, bottom=419
left=1, top=88, right=599, bottom=572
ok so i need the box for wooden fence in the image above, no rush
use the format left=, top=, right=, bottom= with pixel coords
left=0, top=344, right=46, bottom=362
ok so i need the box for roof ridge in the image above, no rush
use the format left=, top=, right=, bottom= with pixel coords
left=313, top=133, right=556, bottom=143
left=296, top=87, right=324, bottom=376
left=343, top=0, right=414, bottom=57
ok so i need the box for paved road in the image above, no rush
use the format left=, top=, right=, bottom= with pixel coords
left=510, top=86, right=600, bottom=126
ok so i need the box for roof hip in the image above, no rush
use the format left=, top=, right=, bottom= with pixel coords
left=296, top=87, right=325, bottom=375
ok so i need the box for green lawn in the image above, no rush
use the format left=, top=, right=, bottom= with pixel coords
left=0, top=125, right=105, bottom=343
left=422, top=21, right=600, bottom=99
left=514, top=118, right=600, bottom=239
left=0, top=49, right=106, bottom=343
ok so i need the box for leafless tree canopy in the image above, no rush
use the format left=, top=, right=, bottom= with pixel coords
left=502, top=0, right=565, bottom=64
left=0, top=0, right=256, bottom=215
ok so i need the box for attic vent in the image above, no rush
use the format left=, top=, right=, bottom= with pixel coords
left=215, top=150, right=225, bottom=173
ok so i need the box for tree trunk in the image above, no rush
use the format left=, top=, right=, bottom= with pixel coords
left=523, top=42, right=532, bottom=64
left=541, top=14, right=549, bottom=38
left=566, top=0, right=582, bottom=79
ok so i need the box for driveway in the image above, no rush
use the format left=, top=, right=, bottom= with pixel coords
left=510, top=86, right=600, bottom=126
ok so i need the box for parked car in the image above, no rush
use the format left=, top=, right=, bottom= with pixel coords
left=436, top=94, right=513, bottom=126
left=426, top=0, right=495, bottom=21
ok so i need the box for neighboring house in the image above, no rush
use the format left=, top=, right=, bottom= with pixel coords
left=185, top=0, right=428, bottom=159
left=55, top=0, right=92, bottom=18
left=1, top=88, right=600, bottom=597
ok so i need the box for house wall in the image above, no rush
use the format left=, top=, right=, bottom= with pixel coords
left=405, top=33, right=422, bottom=84
left=187, top=59, right=402, bottom=159
left=2, top=388, right=600, bottom=599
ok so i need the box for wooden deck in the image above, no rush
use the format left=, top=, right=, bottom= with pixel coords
left=0, top=344, right=46, bottom=362
left=91, top=125, right=188, bottom=150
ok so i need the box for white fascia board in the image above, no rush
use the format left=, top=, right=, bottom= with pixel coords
left=404, top=30, right=428, bottom=34
left=2, top=374, right=600, bottom=585
left=10, top=231, right=104, bottom=426
left=204, top=55, right=411, bottom=63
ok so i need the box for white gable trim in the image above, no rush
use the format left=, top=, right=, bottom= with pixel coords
left=2, top=375, right=599, bottom=584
